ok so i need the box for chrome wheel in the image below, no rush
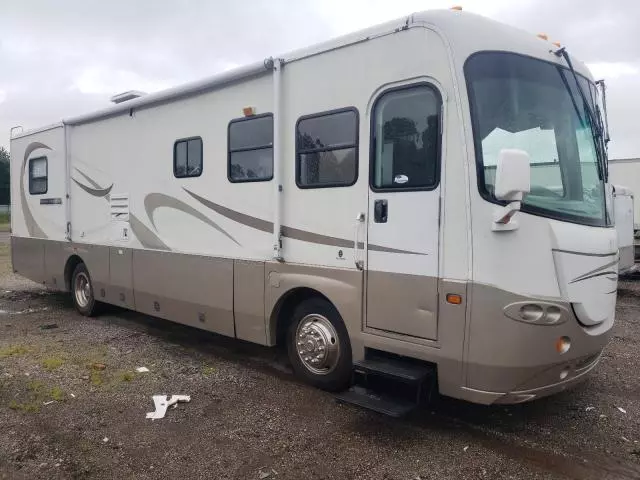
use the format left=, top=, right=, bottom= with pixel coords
left=74, top=271, right=91, bottom=308
left=295, top=314, right=340, bottom=375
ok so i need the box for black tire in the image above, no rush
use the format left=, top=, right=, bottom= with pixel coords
left=287, top=297, right=352, bottom=392
left=71, top=263, right=100, bottom=317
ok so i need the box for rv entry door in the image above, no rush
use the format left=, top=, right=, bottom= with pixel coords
left=366, top=85, right=441, bottom=340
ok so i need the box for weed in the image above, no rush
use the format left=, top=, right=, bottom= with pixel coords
left=42, top=357, right=64, bottom=371
left=202, top=365, right=216, bottom=376
left=0, top=345, right=29, bottom=358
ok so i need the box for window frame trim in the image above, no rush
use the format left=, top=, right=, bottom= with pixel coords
left=463, top=50, right=609, bottom=228
left=227, top=113, right=274, bottom=184
left=295, top=106, right=360, bottom=190
left=368, top=83, right=443, bottom=193
left=28, top=156, right=48, bottom=195
left=173, top=136, right=203, bottom=179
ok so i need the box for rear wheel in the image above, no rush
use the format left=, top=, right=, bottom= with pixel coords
left=287, top=297, right=352, bottom=392
left=71, top=263, right=99, bottom=317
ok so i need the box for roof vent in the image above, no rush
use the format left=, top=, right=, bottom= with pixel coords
left=110, top=90, right=146, bottom=104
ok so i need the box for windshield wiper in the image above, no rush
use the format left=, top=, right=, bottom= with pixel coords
left=554, top=47, right=608, bottom=183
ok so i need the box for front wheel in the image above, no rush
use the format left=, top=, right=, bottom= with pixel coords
left=287, top=297, right=352, bottom=392
left=71, top=263, right=100, bottom=317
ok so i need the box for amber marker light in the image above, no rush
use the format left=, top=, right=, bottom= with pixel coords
left=446, top=294, right=463, bottom=305
left=555, top=336, right=571, bottom=354
left=243, top=106, right=256, bottom=116
left=451, top=6, right=463, bottom=10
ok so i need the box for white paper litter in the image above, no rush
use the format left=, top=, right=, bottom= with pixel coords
left=585, top=406, right=595, bottom=411
left=463, top=446, right=469, bottom=452
left=622, top=436, right=630, bottom=442
left=146, top=395, right=191, bottom=420
left=617, top=407, right=627, bottom=414
left=135, top=367, right=150, bottom=373
left=103, top=437, right=109, bottom=443
left=43, top=401, right=55, bottom=406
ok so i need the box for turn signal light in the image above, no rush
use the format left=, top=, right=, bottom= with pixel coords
left=552, top=41, right=562, bottom=47
left=446, top=294, right=463, bottom=305
left=243, top=106, right=256, bottom=116
left=451, top=6, right=463, bottom=10
left=555, top=336, right=571, bottom=354
left=537, top=33, right=549, bottom=41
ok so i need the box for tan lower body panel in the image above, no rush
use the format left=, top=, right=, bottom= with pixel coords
left=10, top=236, right=615, bottom=406
left=132, top=249, right=235, bottom=337
left=366, top=270, right=438, bottom=340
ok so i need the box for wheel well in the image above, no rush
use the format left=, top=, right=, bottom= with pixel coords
left=273, top=287, right=331, bottom=347
left=64, top=255, right=84, bottom=292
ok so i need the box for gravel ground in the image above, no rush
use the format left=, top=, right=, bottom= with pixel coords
left=0, top=244, right=639, bottom=480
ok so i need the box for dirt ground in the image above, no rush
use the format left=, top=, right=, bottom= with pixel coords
left=0, top=244, right=639, bottom=480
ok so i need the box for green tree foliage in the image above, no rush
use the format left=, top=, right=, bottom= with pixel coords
left=0, top=147, right=10, bottom=205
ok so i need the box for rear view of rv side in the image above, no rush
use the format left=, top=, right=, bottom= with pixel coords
left=10, top=10, right=617, bottom=413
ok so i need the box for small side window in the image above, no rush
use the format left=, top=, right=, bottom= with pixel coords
left=29, top=157, right=48, bottom=195
left=371, top=85, right=441, bottom=191
left=296, top=108, right=358, bottom=188
left=228, top=114, right=273, bottom=182
left=174, top=137, right=203, bottom=178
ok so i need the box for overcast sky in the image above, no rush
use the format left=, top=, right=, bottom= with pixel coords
left=1, top=0, right=638, bottom=158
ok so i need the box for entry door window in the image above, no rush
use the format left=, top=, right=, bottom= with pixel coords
left=371, top=85, right=442, bottom=191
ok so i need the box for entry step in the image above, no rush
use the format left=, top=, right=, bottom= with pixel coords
left=354, top=357, right=434, bottom=383
left=335, top=386, right=417, bottom=418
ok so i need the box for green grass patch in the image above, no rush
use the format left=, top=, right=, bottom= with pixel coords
left=202, top=365, right=216, bottom=376
left=0, top=345, right=29, bottom=358
left=118, top=371, right=135, bottom=382
left=41, top=357, right=64, bottom=371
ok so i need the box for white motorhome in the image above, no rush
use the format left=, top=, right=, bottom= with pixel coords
left=10, top=9, right=617, bottom=415
left=609, top=158, right=640, bottom=263
left=612, top=185, right=636, bottom=273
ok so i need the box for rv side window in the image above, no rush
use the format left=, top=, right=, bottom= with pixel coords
left=29, top=157, right=48, bottom=195
left=173, top=137, right=203, bottom=178
left=371, top=85, right=441, bottom=191
left=228, top=114, right=274, bottom=182
left=296, top=108, right=358, bottom=188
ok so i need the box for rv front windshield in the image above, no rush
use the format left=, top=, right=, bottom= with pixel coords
left=465, top=52, right=609, bottom=227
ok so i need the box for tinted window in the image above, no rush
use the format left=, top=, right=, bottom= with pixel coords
left=29, top=157, right=48, bottom=195
left=228, top=115, right=273, bottom=182
left=296, top=109, right=358, bottom=188
left=174, top=137, right=202, bottom=178
left=371, top=86, right=441, bottom=190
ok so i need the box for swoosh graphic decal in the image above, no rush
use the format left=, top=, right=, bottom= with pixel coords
left=129, top=214, right=171, bottom=251
left=552, top=249, right=617, bottom=258
left=570, top=259, right=618, bottom=283
left=569, top=270, right=618, bottom=284
left=21, top=142, right=51, bottom=238
left=183, top=188, right=426, bottom=255
left=144, top=193, right=240, bottom=246
left=72, top=178, right=114, bottom=197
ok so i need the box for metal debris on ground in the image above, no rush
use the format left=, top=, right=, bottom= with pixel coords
left=135, top=367, right=150, bottom=373
left=146, top=395, right=191, bottom=420
left=39, top=324, right=58, bottom=330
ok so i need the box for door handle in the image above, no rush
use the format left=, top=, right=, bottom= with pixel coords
left=354, top=213, right=365, bottom=270
left=374, top=199, right=388, bottom=223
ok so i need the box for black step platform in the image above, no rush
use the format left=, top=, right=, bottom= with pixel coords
left=354, top=357, right=434, bottom=383
left=334, top=354, right=436, bottom=417
left=335, top=386, right=417, bottom=418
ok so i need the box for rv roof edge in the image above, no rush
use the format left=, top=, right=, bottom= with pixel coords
left=63, top=60, right=272, bottom=126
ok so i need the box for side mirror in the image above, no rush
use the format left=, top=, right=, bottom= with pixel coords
left=494, top=149, right=531, bottom=201
left=492, top=149, right=531, bottom=232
